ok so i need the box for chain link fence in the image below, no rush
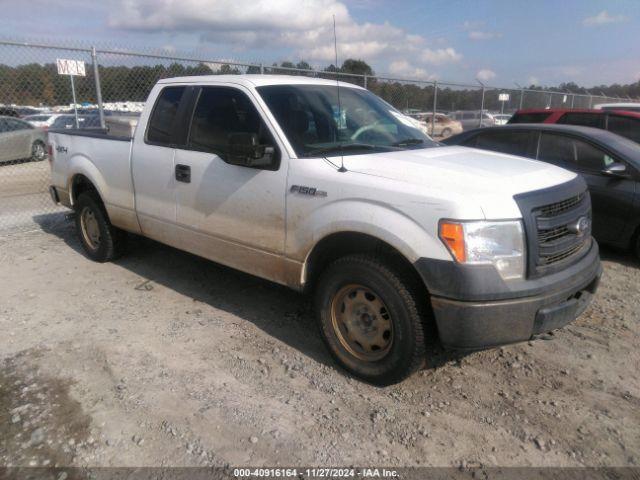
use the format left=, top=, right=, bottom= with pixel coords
left=0, top=39, right=637, bottom=234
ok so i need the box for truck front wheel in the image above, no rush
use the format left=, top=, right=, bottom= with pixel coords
left=315, top=254, right=427, bottom=386
left=75, top=192, right=126, bottom=262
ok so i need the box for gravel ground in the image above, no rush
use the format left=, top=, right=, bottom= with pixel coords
left=0, top=160, right=66, bottom=234
left=0, top=217, right=639, bottom=469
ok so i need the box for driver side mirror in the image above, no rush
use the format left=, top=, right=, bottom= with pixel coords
left=227, top=132, right=275, bottom=168
left=602, top=162, right=628, bottom=178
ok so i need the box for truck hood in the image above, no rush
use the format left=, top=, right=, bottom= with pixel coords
left=343, top=146, right=577, bottom=218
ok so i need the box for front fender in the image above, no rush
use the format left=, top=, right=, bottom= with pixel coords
left=289, top=198, right=452, bottom=266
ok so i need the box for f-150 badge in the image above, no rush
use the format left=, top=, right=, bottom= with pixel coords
left=290, top=185, right=328, bottom=197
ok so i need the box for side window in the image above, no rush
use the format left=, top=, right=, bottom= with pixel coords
left=508, top=112, right=551, bottom=124
left=574, top=139, right=615, bottom=171
left=0, top=119, right=7, bottom=133
left=462, top=112, right=475, bottom=120
left=146, top=86, right=186, bottom=145
left=474, top=131, right=532, bottom=156
left=187, top=87, right=276, bottom=164
left=557, top=112, right=604, bottom=129
left=6, top=119, right=30, bottom=131
left=538, top=133, right=577, bottom=166
left=538, top=133, right=613, bottom=171
left=607, top=115, right=640, bottom=144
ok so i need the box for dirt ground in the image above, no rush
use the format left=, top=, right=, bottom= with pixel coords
left=0, top=216, right=639, bottom=469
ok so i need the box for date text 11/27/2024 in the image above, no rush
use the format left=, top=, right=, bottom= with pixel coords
left=233, top=467, right=399, bottom=478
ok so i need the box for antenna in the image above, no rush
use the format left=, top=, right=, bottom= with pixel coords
left=333, top=15, right=347, bottom=173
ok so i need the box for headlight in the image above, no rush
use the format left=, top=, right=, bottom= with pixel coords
left=439, top=220, right=525, bottom=280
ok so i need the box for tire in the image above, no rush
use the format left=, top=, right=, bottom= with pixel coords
left=441, top=128, right=452, bottom=138
left=314, top=254, right=427, bottom=386
left=74, top=191, right=126, bottom=262
left=31, top=140, right=46, bottom=162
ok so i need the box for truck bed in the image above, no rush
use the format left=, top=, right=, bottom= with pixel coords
left=48, top=128, right=136, bottom=226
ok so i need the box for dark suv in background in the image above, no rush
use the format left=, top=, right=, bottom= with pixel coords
left=508, top=108, right=640, bottom=144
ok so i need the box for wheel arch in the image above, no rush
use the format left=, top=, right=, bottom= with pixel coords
left=302, top=231, right=429, bottom=299
left=70, top=173, right=102, bottom=207
left=66, top=155, right=110, bottom=209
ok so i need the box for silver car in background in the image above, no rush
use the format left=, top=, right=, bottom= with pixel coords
left=448, top=110, right=496, bottom=130
left=23, top=113, right=66, bottom=129
left=0, top=116, right=47, bottom=164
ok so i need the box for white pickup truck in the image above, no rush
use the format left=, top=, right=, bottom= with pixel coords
left=48, top=75, right=602, bottom=385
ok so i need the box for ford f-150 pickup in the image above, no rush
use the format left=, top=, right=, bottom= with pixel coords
left=48, top=75, right=602, bottom=385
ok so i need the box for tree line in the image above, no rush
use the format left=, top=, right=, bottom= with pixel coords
left=1, top=58, right=638, bottom=113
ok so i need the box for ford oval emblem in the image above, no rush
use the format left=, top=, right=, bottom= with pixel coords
left=568, top=216, right=590, bottom=236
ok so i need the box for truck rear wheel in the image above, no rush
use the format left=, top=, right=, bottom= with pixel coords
left=315, top=254, right=427, bottom=386
left=75, top=192, right=126, bottom=262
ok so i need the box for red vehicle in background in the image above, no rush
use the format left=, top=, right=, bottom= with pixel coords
left=508, top=108, right=640, bottom=144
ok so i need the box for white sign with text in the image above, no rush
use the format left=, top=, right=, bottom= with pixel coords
left=56, top=58, right=86, bottom=76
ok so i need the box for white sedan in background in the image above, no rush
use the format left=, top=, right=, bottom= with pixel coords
left=0, top=116, right=47, bottom=164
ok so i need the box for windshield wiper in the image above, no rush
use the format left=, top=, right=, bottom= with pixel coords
left=303, top=143, right=390, bottom=157
left=391, top=138, right=425, bottom=147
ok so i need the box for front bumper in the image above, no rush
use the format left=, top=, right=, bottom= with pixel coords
left=417, top=241, right=602, bottom=350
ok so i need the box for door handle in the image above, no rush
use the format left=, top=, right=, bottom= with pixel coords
left=175, top=164, right=191, bottom=183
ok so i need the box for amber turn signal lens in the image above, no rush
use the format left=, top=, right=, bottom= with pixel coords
left=439, top=221, right=466, bottom=263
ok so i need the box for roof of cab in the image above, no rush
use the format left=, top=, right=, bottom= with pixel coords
left=157, top=74, right=365, bottom=89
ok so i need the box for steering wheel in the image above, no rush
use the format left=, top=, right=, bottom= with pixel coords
left=351, top=121, right=393, bottom=143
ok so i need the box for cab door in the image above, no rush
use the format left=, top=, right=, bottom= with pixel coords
left=172, top=85, right=289, bottom=282
left=131, top=85, right=191, bottom=234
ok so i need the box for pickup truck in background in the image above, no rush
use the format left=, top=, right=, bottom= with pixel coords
left=48, top=75, right=602, bottom=385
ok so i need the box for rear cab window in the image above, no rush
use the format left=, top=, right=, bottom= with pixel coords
left=146, top=86, right=186, bottom=145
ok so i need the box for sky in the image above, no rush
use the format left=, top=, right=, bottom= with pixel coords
left=2, top=0, right=639, bottom=87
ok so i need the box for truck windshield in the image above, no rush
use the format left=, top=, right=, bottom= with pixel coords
left=257, top=84, right=437, bottom=157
